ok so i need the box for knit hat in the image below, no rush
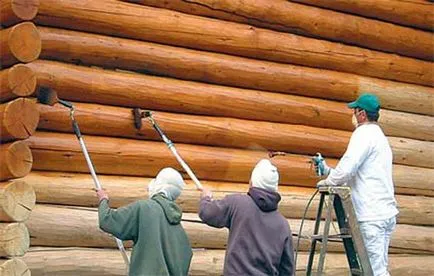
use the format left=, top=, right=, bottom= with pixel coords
left=148, top=167, right=185, bottom=200
left=250, top=159, right=279, bottom=192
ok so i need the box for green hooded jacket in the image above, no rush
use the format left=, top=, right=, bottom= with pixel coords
left=98, top=194, right=192, bottom=276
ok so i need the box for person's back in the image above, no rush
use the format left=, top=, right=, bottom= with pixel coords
left=100, top=196, right=192, bottom=276
left=199, top=159, right=294, bottom=276
left=348, top=124, right=398, bottom=221
left=98, top=168, right=193, bottom=276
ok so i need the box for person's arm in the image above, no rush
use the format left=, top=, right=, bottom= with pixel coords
left=198, top=188, right=232, bottom=228
left=279, top=235, right=295, bottom=276
left=325, top=128, right=371, bottom=186
left=98, top=191, right=140, bottom=241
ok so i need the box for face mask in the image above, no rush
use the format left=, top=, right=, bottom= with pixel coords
left=352, top=113, right=359, bottom=128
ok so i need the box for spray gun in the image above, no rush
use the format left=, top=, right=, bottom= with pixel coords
left=312, top=152, right=327, bottom=177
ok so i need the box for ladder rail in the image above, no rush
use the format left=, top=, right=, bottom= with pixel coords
left=306, top=186, right=374, bottom=276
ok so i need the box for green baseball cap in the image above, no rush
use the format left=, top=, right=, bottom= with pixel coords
left=348, top=93, right=380, bottom=113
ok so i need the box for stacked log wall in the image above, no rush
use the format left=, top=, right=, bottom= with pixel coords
left=1, top=0, right=432, bottom=274
left=0, top=4, right=39, bottom=274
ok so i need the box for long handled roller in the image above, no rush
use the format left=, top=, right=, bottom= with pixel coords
left=37, top=87, right=130, bottom=268
left=133, top=108, right=203, bottom=190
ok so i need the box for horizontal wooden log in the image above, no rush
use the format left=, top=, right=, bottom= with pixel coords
left=23, top=171, right=434, bottom=225
left=0, top=258, right=30, bottom=276
left=27, top=204, right=433, bottom=254
left=38, top=27, right=434, bottom=116
left=0, top=0, right=39, bottom=27
left=27, top=132, right=434, bottom=193
left=0, top=97, right=39, bottom=142
left=0, top=180, right=35, bottom=222
left=290, top=0, right=434, bottom=31
left=37, top=101, right=349, bottom=159
left=380, top=110, right=434, bottom=141
left=0, top=141, right=32, bottom=181
left=0, top=22, right=41, bottom=68
left=29, top=60, right=434, bottom=141
left=0, top=64, right=37, bottom=102
left=37, top=101, right=434, bottom=168
left=0, top=223, right=29, bottom=257
left=21, top=247, right=434, bottom=276
left=123, top=0, right=433, bottom=60
left=34, top=0, right=433, bottom=86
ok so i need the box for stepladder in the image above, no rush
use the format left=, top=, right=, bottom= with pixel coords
left=306, top=186, right=373, bottom=276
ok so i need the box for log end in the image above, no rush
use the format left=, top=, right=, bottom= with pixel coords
left=0, top=258, right=30, bottom=276
left=7, top=64, right=37, bottom=97
left=8, top=22, right=41, bottom=63
left=0, top=141, right=33, bottom=181
left=11, top=0, right=40, bottom=21
left=0, top=180, right=36, bottom=222
left=1, top=97, right=39, bottom=141
left=0, top=223, right=29, bottom=257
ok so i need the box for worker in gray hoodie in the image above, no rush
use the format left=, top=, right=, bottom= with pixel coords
left=199, top=159, right=294, bottom=276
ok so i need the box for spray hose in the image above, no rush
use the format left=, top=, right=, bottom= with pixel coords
left=294, top=189, right=318, bottom=270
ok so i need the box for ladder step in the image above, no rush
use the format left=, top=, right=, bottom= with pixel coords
left=311, top=234, right=352, bottom=241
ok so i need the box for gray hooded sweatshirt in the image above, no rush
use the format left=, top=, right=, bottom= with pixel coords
left=199, top=187, right=294, bottom=276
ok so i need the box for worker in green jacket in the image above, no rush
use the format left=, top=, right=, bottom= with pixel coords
left=96, top=167, right=193, bottom=276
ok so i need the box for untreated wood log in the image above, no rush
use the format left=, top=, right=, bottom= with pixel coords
left=0, top=141, right=32, bottom=181
left=0, top=223, right=29, bottom=257
left=37, top=101, right=434, bottom=168
left=23, top=171, right=434, bottom=225
left=27, top=133, right=434, bottom=197
left=26, top=204, right=433, bottom=254
left=28, top=60, right=434, bottom=141
left=0, top=258, right=30, bottom=276
left=0, top=64, right=37, bottom=102
left=380, top=109, right=434, bottom=142
left=0, top=180, right=35, bottom=222
left=0, top=97, right=39, bottom=142
left=34, top=0, right=433, bottom=86
left=38, top=27, right=434, bottom=116
left=123, top=0, right=433, bottom=61
left=0, top=0, right=40, bottom=27
left=0, top=22, right=41, bottom=68
left=290, top=0, right=434, bottom=32
left=21, top=247, right=434, bottom=276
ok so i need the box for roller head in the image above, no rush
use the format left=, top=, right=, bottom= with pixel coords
left=143, top=110, right=152, bottom=117
left=37, top=87, right=58, bottom=106
left=133, top=108, right=143, bottom=130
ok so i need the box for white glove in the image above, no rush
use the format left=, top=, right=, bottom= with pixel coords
left=316, top=179, right=328, bottom=188
left=313, top=153, right=331, bottom=177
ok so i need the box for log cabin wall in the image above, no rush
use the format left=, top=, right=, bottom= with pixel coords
left=0, top=0, right=432, bottom=274
left=0, top=2, right=39, bottom=274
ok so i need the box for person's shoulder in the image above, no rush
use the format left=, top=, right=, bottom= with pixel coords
left=133, top=199, right=155, bottom=209
left=225, top=193, right=248, bottom=202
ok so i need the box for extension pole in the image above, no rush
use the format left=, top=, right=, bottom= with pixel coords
left=146, top=114, right=203, bottom=190
left=70, top=108, right=130, bottom=269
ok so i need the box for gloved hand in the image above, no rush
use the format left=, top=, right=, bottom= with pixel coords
left=201, top=188, right=213, bottom=199
left=313, top=153, right=331, bottom=177
left=96, top=189, right=109, bottom=203
left=316, top=179, right=328, bottom=188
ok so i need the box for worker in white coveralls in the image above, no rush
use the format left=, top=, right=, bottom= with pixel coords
left=315, top=93, right=399, bottom=276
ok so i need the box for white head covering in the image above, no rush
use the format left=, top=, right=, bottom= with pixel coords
left=148, top=167, right=185, bottom=200
left=250, top=159, right=279, bottom=192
